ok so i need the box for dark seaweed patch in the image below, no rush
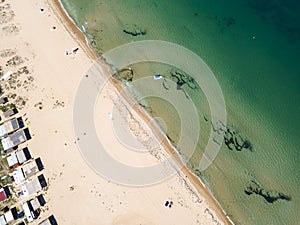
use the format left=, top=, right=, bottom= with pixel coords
left=245, top=180, right=291, bottom=203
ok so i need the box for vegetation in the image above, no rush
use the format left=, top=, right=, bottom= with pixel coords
left=0, top=103, right=15, bottom=112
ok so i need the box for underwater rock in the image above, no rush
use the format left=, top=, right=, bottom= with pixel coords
left=245, top=180, right=291, bottom=203
left=169, top=70, right=198, bottom=90
left=123, top=24, right=146, bottom=36
left=225, top=128, right=251, bottom=151
left=210, top=119, right=253, bottom=152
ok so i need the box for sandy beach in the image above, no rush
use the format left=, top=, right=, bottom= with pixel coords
left=0, top=0, right=232, bottom=224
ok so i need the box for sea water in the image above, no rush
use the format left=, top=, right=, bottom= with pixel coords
left=61, top=0, right=300, bottom=224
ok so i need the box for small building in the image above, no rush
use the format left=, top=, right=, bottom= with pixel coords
left=0, top=186, right=11, bottom=202
left=6, top=152, right=18, bottom=168
left=0, top=207, right=18, bottom=225
left=12, top=168, right=25, bottom=184
left=22, top=160, right=39, bottom=178
left=16, top=147, right=31, bottom=164
left=1, top=129, right=28, bottom=153
left=39, top=215, right=57, bottom=225
left=6, top=148, right=31, bottom=168
left=0, top=188, right=7, bottom=202
left=22, top=194, right=46, bottom=222
left=22, top=202, right=34, bottom=222
left=3, top=108, right=17, bottom=119
left=3, top=211, right=14, bottom=224
left=13, top=159, right=42, bottom=184
left=0, top=98, right=7, bottom=105
left=20, top=174, right=47, bottom=198
left=0, top=215, right=6, bottom=225
left=0, top=118, right=22, bottom=138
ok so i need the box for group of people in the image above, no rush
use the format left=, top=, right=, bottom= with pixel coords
left=64, top=47, right=79, bottom=57
left=164, top=200, right=174, bottom=208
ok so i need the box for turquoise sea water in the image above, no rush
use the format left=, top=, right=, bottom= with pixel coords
left=61, top=0, right=300, bottom=224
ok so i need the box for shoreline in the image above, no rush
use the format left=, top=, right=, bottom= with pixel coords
left=50, top=0, right=234, bottom=224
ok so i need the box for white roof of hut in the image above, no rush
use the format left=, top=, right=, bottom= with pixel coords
left=21, top=177, right=42, bottom=198
left=6, top=152, right=18, bottom=167
left=0, top=118, right=19, bottom=138
left=16, top=149, right=27, bottom=164
left=39, top=219, right=51, bottom=225
left=3, top=211, right=14, bottom=223
left=1, top=129, right=27, bottom=151
left=0, top=215, right=6, bottom=225
left=22, top=161, right=38, bottom=178
left=12, top=168, right=25, bottom=184
left=22, top=202, right=34, bottom=222
left=30, top=197, right=41, bottom=211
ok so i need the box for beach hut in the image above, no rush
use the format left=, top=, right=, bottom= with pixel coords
left=20, top=174, right=47, bottom=198
left=0, top=97, right=8, bottom=105
left=3, top=211, right=14, bottom=224
left=6, top=152, right=18, bottom=168
left=3, top=108, right=17, bottom=119
left=0, top=186, right=11, bottom=201
left=13, top=159, right=41, bottom=185
left=1, top=129, right=28, bottom=153
left=22, top=160, right=39, bottom=178
left=39, top=215, right=57, bottom=225
left=30, top=194, right=46, bottom=210
left=22, top=202, right=34, bottom=222
left=16, top=147, right=31, bottom=164
left=0, top=118, right=22, bottom=138
left=0, top=215, right=6, bottom=225
left=0, top=207, right=18, bottom=225
left=20, top=177, right=41, bottom=198
left=6, top=148, right=31, bottom=168
left=22, top=194, right=46, bottom=222
left=0, top=188, right=7, bottom=202
left=12, top=168, right=25, bottom=184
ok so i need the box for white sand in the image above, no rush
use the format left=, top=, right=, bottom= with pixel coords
left=0, top=0, right=231, bottom=224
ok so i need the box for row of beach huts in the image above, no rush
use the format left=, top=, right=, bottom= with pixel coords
left=0, top=97, right=57, bottom=225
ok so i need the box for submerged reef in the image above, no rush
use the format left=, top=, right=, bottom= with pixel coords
left=123, top=24, right=146, bottom=36
left=245, top=180, right=291, bottom=203
left=209, top=118, right=253, bottom=152
left=169, top=70, right=198, bottom=91
left=223, top=127, right=253, bottom=152
left=160, top=70, right=199, bottom=100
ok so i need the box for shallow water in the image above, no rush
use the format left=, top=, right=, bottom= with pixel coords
left=61, top=0, right=300, bottom=224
